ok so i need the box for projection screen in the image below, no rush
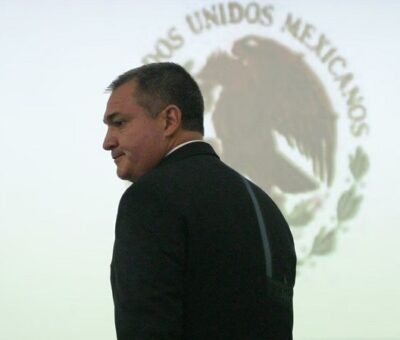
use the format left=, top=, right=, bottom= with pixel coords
left=1, top=1, right=399, bottom=339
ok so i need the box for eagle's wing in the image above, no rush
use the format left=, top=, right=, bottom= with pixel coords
left=233, top=36, right=337, bottom=185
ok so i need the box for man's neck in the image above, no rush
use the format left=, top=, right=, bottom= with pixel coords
left=165, top=130, right=203, bottom=156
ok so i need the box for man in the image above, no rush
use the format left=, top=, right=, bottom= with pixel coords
left=103, top=62, right=296, bottom=339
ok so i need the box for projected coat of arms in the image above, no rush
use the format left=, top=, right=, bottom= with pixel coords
left=142, top=2, right=370, bottom=267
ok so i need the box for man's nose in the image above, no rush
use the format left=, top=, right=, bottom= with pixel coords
left=103, top=129, right=117, bottom=150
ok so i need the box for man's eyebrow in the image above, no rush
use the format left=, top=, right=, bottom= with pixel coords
left=103, top=112, right=121, bottom=124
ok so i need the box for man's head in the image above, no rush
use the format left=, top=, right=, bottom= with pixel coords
left=103, top=62, right=204, bottom=182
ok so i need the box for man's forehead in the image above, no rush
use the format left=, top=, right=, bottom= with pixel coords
left=103, top=82, right=145, bottom=123
left=105, top=83, right=136, bottom=109
left=103, top=95, right=124, bottom=122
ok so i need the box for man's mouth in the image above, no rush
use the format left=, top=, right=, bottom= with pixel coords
left=112, top=153, right=124, bottom=162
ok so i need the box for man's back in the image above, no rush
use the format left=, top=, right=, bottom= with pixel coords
left=111, top=142, right=296, bottom=339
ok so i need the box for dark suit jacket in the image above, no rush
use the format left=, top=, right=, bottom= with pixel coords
left=111, top=142, right=296, bottom=339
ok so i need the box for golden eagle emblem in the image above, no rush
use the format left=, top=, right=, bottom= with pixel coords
left=197, top=35, right=337, bottom=200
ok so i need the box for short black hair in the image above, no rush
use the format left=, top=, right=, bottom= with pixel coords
left=107, top=62, right=204, bottom=134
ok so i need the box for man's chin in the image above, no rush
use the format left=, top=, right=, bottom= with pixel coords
left=116, top=168, right=134, bottom=182
left=117, top=168, right=129, bottom=180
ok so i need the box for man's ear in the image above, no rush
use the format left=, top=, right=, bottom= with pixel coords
left=162, top=105, right=182, bottom=136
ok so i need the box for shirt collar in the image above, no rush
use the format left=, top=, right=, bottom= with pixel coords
left=165, top=140, right=204, bottom=157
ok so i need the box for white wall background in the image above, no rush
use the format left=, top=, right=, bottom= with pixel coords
left=1, top=1, right=399, bottom=339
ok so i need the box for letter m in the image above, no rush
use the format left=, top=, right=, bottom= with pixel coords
left=282, top=13, right=302, bottom=39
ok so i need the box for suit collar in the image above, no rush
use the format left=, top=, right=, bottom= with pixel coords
left=158, top=141, right=219, bottom=168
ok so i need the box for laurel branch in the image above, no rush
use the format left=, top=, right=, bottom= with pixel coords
left=286, top=199, right=316, bottom=227
left=309, top=146, right=368, bottom=258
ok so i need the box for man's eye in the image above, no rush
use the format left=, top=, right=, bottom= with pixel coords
left=113, top=120, right=125, bottom=127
